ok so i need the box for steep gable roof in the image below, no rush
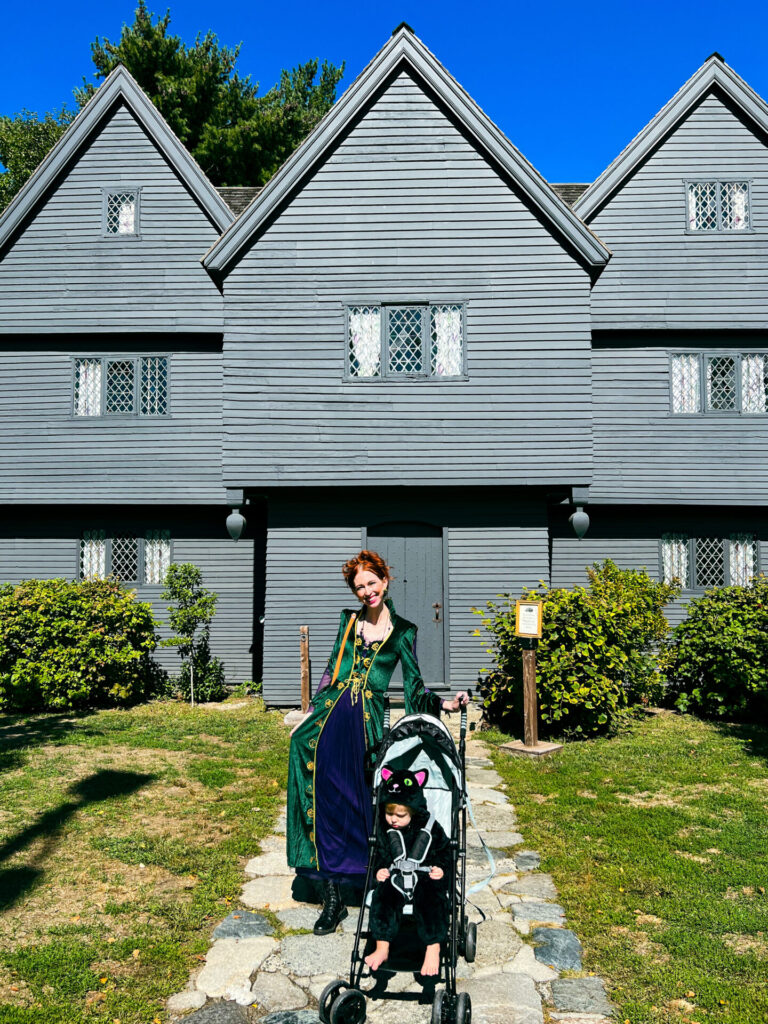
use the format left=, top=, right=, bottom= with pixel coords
left=575, top=54, right=768, bottom=221
left=0, top=64, right=233, bottom=252
left=203, top=26, right=610, bottom=274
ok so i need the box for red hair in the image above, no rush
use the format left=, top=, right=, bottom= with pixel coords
left=342, top=549, right=391, bottom=592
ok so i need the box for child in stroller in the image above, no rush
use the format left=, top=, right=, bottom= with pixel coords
left=364, top=766, right=452, bottom=977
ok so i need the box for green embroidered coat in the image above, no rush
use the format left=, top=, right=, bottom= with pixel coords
left=286, top=600, right=441, bottom=873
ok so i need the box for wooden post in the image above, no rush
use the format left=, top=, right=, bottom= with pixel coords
left=299, top=625, right=310, bottom=712
left=522, top=642, right=538, bottom=747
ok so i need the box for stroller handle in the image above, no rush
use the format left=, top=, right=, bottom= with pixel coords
left=460, top=688, right=473, bottom=737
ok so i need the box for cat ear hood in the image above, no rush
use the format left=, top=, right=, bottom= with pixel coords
left=379, top=766, right=429, bottom=817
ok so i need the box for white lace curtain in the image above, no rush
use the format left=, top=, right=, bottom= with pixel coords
left=671, top=354, right=700, bottom=413
left=75, top=359, right=102, bottom=416
left=729, top=535, right=756, bottom=586
left=348, top=307, right=381, bottom=377
left=145, top=531, right=171, bottom=585
left=81, top=531, right=106, bottom=580
left=661, top=534, right=689, bottom=585
left=431, top=305, right=463, bottom=377
left=742, top=355, right=767, bottom=413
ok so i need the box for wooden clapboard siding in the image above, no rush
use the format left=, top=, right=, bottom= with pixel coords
left=222, top=71, right=593, bottom=490
left=590, top=340, right=768, bottom=504
left=447, top=525, right=550, bottom=687
left=0, top=103, right=224, bottom=332
left=0, top=347, right=224, bottom=503
left=587, top=91, right=768, bottom=330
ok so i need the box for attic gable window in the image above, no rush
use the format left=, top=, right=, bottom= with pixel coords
left=670, top=353, right=768, bottom=413
left=73, top=356, right=168, bottom=417
left=687, top=181, right=750, bottom=231
left=661, top=534, right=757, bottom=588
left=80, top=530, right=171, bottom=585
left=104, top=189, right=140, bottom=236
left=347, top=304, right=465, bottom=379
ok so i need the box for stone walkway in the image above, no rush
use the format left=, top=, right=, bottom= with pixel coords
left=165, top=731, right=614, bottom=1024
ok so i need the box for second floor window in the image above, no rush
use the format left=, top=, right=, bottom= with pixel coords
left=105, top=190, right=139, bottom=235
left=661, top=534, right=757, bottom=589
left=671, top=352, right=768, bottom=414
left=347, top=304, right=465, bottom=379
left=74, top=356, right=168, bottom=417
left=687, top=181, right=750, bottom=231
left=80, top=529, right=171, bottom=584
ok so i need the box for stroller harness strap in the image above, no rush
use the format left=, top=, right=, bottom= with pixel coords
left=386, top=812, right=436, bottom=910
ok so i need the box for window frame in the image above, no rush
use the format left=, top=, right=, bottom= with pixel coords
left=344, top=301, right=469, bottom=382
left=78, top=530, right=172, bottom=587
left=102, top=187, right=142, bottom=239
left=668, top=350, right=768, bottom=416
left=684, top=179, right=753, bottom=235
left=71, top=354, right=170, bottom=419
left=659, top=534, right=759, bottom=590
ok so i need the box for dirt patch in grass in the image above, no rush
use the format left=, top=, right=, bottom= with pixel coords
left=617, top=781, right=732, bottom=809
left=610, top=925, right=671, bottom=963
left=722, top=933, right=768, bottom=958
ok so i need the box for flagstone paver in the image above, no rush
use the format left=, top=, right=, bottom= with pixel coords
left=166, top=717, right=613, bottom=1023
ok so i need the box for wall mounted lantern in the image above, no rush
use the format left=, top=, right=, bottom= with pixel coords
left=226, top=507, right=246, bottom=542
left=569, top=503, right=590, bottom=539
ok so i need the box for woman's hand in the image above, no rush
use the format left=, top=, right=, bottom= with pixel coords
left=376, top=868, right=390, bottom=882
left=441, top=691, right=470, bottom=713
left=429, top=866, right=444, bottom=880
left=290, top=710, right=312, bottom=736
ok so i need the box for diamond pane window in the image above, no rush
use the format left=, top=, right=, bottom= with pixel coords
left=431, top=305, right=464, bottom=376
left=688, top=182, right=718, bottom=230
left=695, top=537, right=726, bottom=588
left=687, top=181, right=750, bottom=231
left=141, top=357, right=168, bottom=415
left=80, top=530, right=106, bottom=580
left=661, top=534, right=690, bottom=586
left=106, top=191, right=137, bottom=235
left=106, top=360, right=135, bottom=414
left=74, top=358, right=102, bottom=416
left=706, top=356, right=736, bottom=411
left=348, top=306, right=382, bottom=378
left=729, top=535, right=756, bottom=586
left=388, top=308, right=423, bottom=374
left=671, top=354, right=701, bottom=413
left=742, top=354, right=768, bottom=413
left=144, top=530, right=171, bottom=584
left=111, top=534, right=139, bottom=582
left=721, top=182, right=749, bottom=230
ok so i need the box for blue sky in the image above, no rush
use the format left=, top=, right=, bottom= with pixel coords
left=3, top=0, right=768, bottom=182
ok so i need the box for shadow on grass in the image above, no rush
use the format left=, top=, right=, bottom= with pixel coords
left=0, top=712, right=94, bottom=760
left=716, top=719, right=768, bottom=764
left=0, top=769, right=154, bottom=912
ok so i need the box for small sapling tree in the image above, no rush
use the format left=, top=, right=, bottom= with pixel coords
left=161, top=562, right=224, bottom=704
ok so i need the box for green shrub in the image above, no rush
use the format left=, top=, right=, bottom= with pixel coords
left=0, top=578, right=160, bottom=712
left=174, top=636, right=226, bottom=702
left=475, top=560, right=679, bottom=737
left=664, top=575, right=768, bottom=719
left=161, top=562, right=224, bottom=704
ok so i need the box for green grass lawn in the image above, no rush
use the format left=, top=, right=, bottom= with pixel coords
left=486, top=712, right=768, bottom=1024
left=0, top=699, right=290, bottom=1024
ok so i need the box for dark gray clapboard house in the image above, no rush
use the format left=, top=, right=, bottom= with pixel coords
left=1, top=29, right=767, bottom=700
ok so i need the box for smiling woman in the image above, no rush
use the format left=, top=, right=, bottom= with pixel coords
left=286, top=549, right=468, bottom=935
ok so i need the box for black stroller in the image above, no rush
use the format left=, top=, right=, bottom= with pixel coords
left=319, top=698, right=477, bottom=1024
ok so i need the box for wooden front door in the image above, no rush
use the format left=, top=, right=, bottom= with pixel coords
left=366, top=521, right=446, bottom=689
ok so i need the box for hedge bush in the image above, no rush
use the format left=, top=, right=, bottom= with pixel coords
left=664, top=575, right=768, bottom=719
left=0, top=578, right=160, bottom=712
left=475, top=560, right=679, bottom=737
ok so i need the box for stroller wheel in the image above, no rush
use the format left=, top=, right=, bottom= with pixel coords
left=330, top=987, right=366, bottom=1024
left=319, top=980, right=348, bottom=1024
left=431, top=989, right=446, bottom=1024
left=464, top=922, right=477, bottom=963
left=456, top=992, right=472, bottom=1024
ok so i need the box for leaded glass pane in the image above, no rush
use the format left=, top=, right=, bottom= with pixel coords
left=695, top=537, right=725, bottom=588
left=729, top=534, right=756, bottom=586
left=671, top=354, right=700, bottom=413
left=107, top=192, right=136, bottom=234
left=661, top=534, right=689, bottom=586
left=431, top=305, right=463, bottom=376
left=141, top=357, right=168, bottom=415
left=388, top=307, right=423, bottom=374
left=74, top=358, right=102, bottom=416
left=106, top=359, right=135, bottom=414
left=721, top=182, right=749, bottom=230
left=688, top=182, right=718, bottom=230
left=80, top=530, right=106, bottom=580
left=144, top=530, right=171, bottom=584
left=706, top=356, right=736, bottom=411
left=741, top=354, right=767, bottom=413
left=111, top=534, right=138, bottom=582
left=348, top=306, right=382, bottom=377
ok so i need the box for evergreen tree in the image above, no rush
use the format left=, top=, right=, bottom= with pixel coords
left=0, top=108, right=75, bottom=212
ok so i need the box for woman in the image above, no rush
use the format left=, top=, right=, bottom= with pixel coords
left=286, top=549, right=469, bottom=935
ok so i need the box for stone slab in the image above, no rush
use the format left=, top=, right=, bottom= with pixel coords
left=470, top=804, right=519, bottom=831
left=184, top=1001, right=251, bottom=1024
left=532, top=928, right=583, bottom=971
left=213, top=911, right=274, bottom=940
left=549, top=1016, right=613, bottom=1024
left=498, top=874, right=558, bottom=901
left=241, top=874, right=297, bottom=911
left=279, top=932, right=355, bottom=977
left=500, top=741, right=563, bottom=758
left=307, top=973, right=337, bottom=1001
left=551, top=978, right=612, bottom=1016
left=245, top=850, right=293, bottom=876
left=251, top=971, right=309, bottom=1012
left=514, top=851, right=541, bottom=872
left=460, top=972, right=543, bottom=1024
left=467, top=786, right=509, bottom=806
left=262, top=1012, right=321, bottom=1024
left=276, top=906, right=318, bottom=932
left=466, top=767, right=503, bottom=787
left=195, top=936, right=277, bottom=998
left=472, top=918, right=523, bottom=967
left=465, top=756, right=494, bottom=768
left=511, top=902, right=565, bottom=926
left=502, top=943, right=558, bottom=982
left=166, top=989, right=207, bottom=1013
left=468, top=830, right=523, bottom=850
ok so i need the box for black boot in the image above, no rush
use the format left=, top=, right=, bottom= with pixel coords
left=313, top=879, right=348, bottom=935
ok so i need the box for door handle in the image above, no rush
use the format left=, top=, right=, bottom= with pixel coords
left=432, top=602, right=442, bottom=623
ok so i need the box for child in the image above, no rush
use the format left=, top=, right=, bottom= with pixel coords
left=364, top=767, right=452, bottom=977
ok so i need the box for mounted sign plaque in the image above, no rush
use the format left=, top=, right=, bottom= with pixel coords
left=515, top=600, right=543, bottom=639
